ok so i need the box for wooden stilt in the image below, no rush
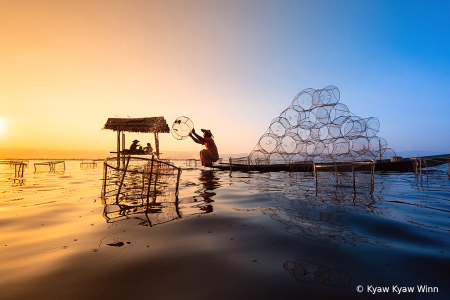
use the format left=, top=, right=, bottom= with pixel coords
left=146, top=155, right=154, bottom=204
left=116, top=155, right=130, bottom=203
left=117, top=130, right=121, bottom=168
left=154, top=132, right=160, bottom=159
left=370, top=163, right=375, bottom=193
left=102, top=161, right=108, bottom=196
left=378, top=139, right=382, bottom=161
left=122, top=132, right=126, bottom=166
left=352, top=163, right=355, bottom=190
left=447, top=157, right=450, bottom=180
left=335, top=164, right=338, bottom=185
left=314, top=164, right=317, bottom=186
left=175, top=168, right=182, bottom=196
left=419, top=158, right=422, bottom=181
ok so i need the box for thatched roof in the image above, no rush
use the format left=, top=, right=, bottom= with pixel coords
left=103, top=117, right=170, bottom=133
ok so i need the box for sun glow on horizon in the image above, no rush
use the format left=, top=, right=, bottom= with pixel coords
left=0, top=118, right=6, bottom=136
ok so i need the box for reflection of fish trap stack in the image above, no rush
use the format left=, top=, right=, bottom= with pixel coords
left=313, top=161, right=375, bottom=190
left=34, top=161, right=65, bottom=173
left=0, top=160, right=28, bottom=178
left=101, top=156, right=182, bottom=224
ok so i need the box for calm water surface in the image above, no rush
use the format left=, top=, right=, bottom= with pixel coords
left=1, top=160, right=449, bottom=299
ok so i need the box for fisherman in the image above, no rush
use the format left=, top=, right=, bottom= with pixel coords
left=129, top=139, right=140, bottom=153
left=189, top=128, right=219, bottom=167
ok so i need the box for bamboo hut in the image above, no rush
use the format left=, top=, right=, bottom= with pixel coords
left=103, top=117, right=170, bottom=164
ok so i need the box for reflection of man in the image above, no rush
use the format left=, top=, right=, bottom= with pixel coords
left=197, top=169, right=220, bottom=213
left=198, top=169, right=220, bottom=204
left=189, top=128, right=219, bottom=167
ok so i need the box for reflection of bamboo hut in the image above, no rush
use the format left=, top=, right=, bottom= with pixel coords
left=102, top=117, right=170, bottom=164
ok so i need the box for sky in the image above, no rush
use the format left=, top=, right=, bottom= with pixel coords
left=1, top=0, right=450, bottom=158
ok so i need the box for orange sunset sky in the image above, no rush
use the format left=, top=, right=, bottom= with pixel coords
left=1, top=0, right=450, bottom=159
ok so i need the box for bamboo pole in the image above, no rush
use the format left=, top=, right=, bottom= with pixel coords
left=102, top=161, right=108, bottom=196
left=116, top=155, right=131, bottom=203
left=314, top=164, right=317, bottom=187
left=175, top=168, right=181, bottom=196
left=447, top=157, right=450, bottom=180
left=117, top=130, right=121, bottom=168
left=146, top=155, right=155, bottom=204
left=419, top=158, right=422, bottom=181
left=352, top=163, right=355, bottom=190
left=122, top=132, right=126, bottom=166
left=154, top=132, right=160, bottom=159
left=378, top=139, right=382, bottom=161
left=335, top=164, right=338, bottom=185
left=313, top=164, right=318, bottom=196
left=371, top=163, right=375, bottom=192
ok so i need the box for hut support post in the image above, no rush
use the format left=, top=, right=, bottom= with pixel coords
left=117, top=130, right=121, bottom=168
left=154, top=132, right=160, bottom=159
left=122, top=133, right=126, bottom=166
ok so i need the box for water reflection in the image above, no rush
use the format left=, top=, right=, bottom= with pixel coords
left=284, top=259, right=351, bottom=288
left=197, top=169, right=220, bottom=201
left=100, top=168, right=222, bottom=225
left=189, top=170, right=221, bottom=213
left=239, top=172, right=382, bottom=246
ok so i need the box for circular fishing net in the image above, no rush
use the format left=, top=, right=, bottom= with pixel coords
left=172, top=116, right=194, bottom=140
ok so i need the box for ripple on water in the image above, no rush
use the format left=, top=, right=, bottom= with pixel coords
left=223, top=252, right=267, bottom=276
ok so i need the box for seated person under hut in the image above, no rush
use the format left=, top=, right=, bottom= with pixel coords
left=129, top=139, right=140, bottom=154
left=144, top=142, right=153, bottom=154
left=189, top=128, right=219, bottom=166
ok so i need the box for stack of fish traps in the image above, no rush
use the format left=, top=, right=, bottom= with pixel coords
left=249, top=86, right=396, bottom=165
